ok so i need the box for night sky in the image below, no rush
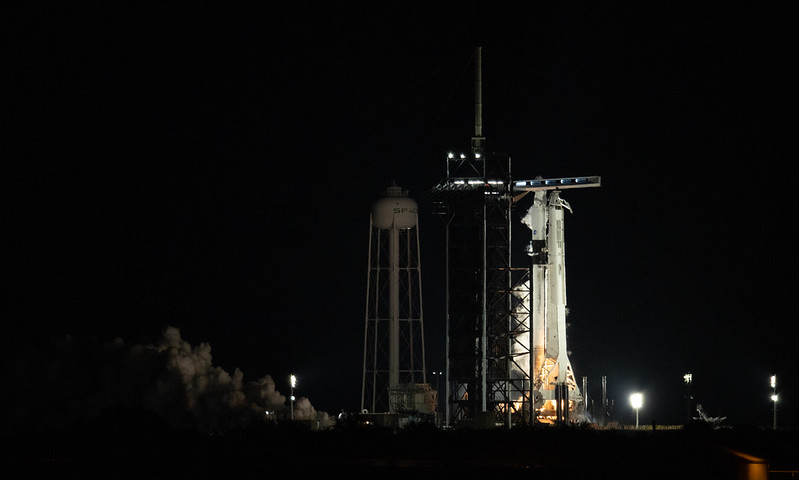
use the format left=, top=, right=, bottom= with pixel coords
left=7, top=4, right=797, bottom=429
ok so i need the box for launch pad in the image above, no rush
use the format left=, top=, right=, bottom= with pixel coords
left=432, top=48, right=600, bottom=427
left=360, top=48, right=600, bottom=428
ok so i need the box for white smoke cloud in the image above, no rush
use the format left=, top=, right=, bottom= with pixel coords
left=0, top=326, right=328, bottom=432
left=292, top=396, right=316, bottom=421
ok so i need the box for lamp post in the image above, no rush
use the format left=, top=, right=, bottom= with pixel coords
left=432, top=371, right=442, bottom=411
left=290, top=374, right=297, bottom=421
left=684, top=373, right=693, bottom=423
left=770, top=375, right=777, bottom=430
left=630, top=393, right=643, bottom=428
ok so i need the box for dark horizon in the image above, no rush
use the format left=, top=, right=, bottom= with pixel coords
left=6, top=4, right=797, bottom=430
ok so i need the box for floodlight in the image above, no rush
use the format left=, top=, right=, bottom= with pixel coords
left=630, top=393, right=643, bottom=428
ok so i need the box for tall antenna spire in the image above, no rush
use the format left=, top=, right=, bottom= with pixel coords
left=472, top=46, right=485, bottom=158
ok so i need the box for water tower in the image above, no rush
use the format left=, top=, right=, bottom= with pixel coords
left=361, top=184, right=435, bottom=417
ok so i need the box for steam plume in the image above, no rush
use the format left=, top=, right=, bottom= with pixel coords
left=1, top=326, right=329, bottom=432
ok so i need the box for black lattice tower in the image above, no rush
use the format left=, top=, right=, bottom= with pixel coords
left=431, top=47, right=533, bottom=427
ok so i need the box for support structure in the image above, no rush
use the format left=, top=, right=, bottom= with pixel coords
left=433, top=48, right=532, bottom=427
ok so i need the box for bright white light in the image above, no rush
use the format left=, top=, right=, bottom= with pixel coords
left=474, top=152, right=481, bottom=158
left=630, top=393, right=643, bottom=409
left=684, top=373, right=692, bottom=384
left=448, top=152, right=455, bottom=159
left=460, top=153, right=466, bottom=159
left=771, top=394, right=778, bottom=402
left=771, top=375, right=776, bottom=388
left=290, top=374, right=297, bottom=388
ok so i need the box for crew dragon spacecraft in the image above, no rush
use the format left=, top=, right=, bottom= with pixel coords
left=516, top=177, right=600, bottom=422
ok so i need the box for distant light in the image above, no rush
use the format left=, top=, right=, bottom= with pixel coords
left=771, top=394, right=778, bottom=402
left=684, top=373, right=693, bottom=384
left=467, top=180, right=483, bottom=185
left=474, top=152, right=481, bottom=158
left=630, top=393, right=643, bottom=428
left=771, top=375, right=776, bottom=389
left=460, top=153, right=466, bottom=159
left=290, top=375, right=297, bottom=421
left=291, top=395, right=296, bottom=401
left=448, top=152, right=455, bottom=159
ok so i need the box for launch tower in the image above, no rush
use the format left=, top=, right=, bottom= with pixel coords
left=433, top=47, right=600, bottom=427
left=432, top=48, right=533, bottom=426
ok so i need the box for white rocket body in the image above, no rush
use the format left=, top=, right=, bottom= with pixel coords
left=521, top=190, right=581, bottom=412
left=523, top=192, right=548, bottom=392
left=547, top=192, right=571, bottom=383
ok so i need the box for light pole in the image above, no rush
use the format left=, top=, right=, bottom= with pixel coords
left=770, top=375, right=777, bottom=430
left=630, top=393, right=643, bottom=428
left=684, top=373, right=693, bottom=423
left=432, top=371, right=442, bottom=411
left=290, top=374, right=297, bottom=420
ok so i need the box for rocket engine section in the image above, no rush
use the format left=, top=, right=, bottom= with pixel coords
left=522, top=190, right=582, bottom=422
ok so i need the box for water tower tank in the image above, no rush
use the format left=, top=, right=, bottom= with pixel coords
left=371, top=185, right=418, bottom=230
